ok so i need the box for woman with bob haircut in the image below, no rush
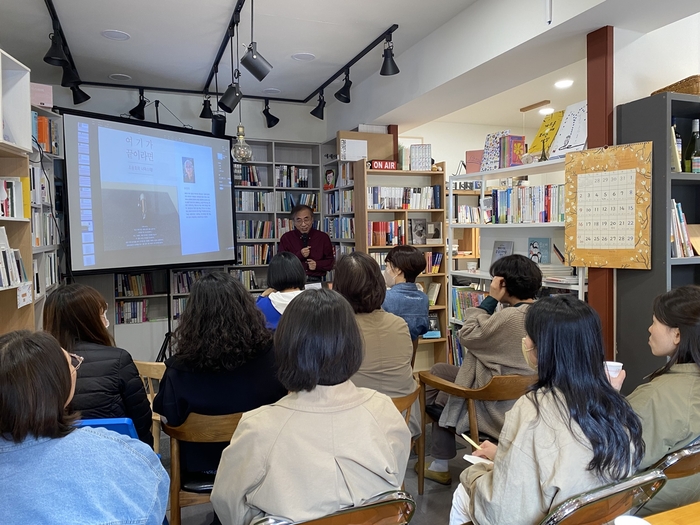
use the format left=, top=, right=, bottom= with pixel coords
left=0, top=330, right=168, bottom=525
left=449, top=295, right=644, bottom=525
left=154, top=271, right=286, bottom=479
left=423, top=254, right=541, bottom=485
left=211, top=289, right=411, bottom=525
left=619, top=285, right=700, bottom=515
left=256, top=251, right=307, bottom=329
left=333, top=252, right=416, bottom=404
left=381, top=245, right=430, bottom=342
left=43, top=283, right=153, bottom=447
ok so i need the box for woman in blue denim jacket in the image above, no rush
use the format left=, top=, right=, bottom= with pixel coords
left=0, top=330, right=169, bottom=525
left=382, top=245, right=430, bottom=341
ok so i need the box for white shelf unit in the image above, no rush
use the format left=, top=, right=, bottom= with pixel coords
left=30, top=105, right=62, bottom=328
left=321, top=138, right=355, bottom=269
left=0, top=50, right=32, bottom=155
left=233, top=139, right=323, bottom=287
left=447, top=160, right=586, bottom=332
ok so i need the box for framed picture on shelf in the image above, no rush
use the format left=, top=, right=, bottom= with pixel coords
left=426, top=221, right=442, bottom=245
left=491, top=240, right=514, bottom=263
left=527, top=237, right=551, bottom=264
left=410, top=218, right=427, bottom=245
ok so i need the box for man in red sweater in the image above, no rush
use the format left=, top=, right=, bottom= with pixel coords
left=278, top=204, right=334, bottom=282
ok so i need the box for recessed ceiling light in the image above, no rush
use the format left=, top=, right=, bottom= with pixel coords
left=263, top=87, right=281, bottom=95
left=291, top=52, right=315, bottom=62
left=101, top=30, right=131, bottom=41
left=539, top=107, right=555, bottom=115
left=554, top=79, right=574, bottom=89
left=109, top=73, right=132, bottom=81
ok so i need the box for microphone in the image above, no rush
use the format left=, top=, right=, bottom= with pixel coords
left=301, top=233, right=309, bottom=248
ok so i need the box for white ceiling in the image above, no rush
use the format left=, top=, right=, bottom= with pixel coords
left=0, top=0, right=477, bottom=101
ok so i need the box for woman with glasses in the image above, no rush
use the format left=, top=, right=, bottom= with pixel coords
left=449, top=295, right=645, bottom=525
left=279, top=204, right=334, bottom=283
left=0, top=330, right=168, bottom=525
left=43, top=283, right=153, bottom=447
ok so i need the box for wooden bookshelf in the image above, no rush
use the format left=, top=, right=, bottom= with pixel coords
left=354, top=159, right=449, bottom=367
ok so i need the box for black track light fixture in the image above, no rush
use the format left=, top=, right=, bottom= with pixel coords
left=262, top=99, right=279, bottom=128
left=43, top=28, right=69, bottom=67
left=70, top=85, right=90, bottom=105
left=380, top=34, right=400, bottom=76
left=60, top=66, right=80, bottom=88
left=199, top=95, right=213, bottom=119
left=334, top=69, right=352, bottom=104
left=310, top=92, right=326, bottom=120
left=241, top=0, right=273, bottom=81
left=219, top=27, right=243, bottom=113
left=129, top=89, right=147, bottom=120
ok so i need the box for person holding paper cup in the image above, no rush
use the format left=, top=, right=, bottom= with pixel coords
left=449, top=295, right=644, bottom=525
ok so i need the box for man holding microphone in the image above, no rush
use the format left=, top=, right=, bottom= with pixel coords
left=279, top=204, right=334, bottom=283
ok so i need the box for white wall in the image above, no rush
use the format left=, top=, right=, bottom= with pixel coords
left=614, top=13, right=700, bottom=109
left=401, top=121, right=538, bottom=176
left=52, top=84, right=328, bottom=143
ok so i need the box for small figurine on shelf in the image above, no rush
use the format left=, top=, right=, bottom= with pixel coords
left=431, top=157, right=443, bottom=171
left=539, top=139, right=548, bottom=162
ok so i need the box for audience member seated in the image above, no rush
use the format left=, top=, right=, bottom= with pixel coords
left=211, top=288, right=411, bottom=525
left=43, top=283, right=153, bottom=447
left=449, top=295, right=644, bottom=525
left=154, top=271, right=287, bottom=482
left=334, top=252, right=417, bottom=428
left=617, top=285, right=700, bottom=515
left=256, top=251, right=306, bottom=329
left=0, top=330, right=168, bottom=525
left=423, top=254, right=541, bottom=484
left=381, top=245, right=430, bottom=341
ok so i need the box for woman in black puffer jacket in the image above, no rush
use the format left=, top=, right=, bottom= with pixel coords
left=43, top=284, right=153, bottom=448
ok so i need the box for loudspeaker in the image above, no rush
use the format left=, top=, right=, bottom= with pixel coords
left=212, top=114, right=227, bottom=138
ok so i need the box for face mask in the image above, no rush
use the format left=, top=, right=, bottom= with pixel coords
left=383, top=268, right=396, bottom=288
left=521, top=337, right=537, bottom=370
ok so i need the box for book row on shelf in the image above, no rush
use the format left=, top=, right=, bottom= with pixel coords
left=229, top=268, right=263, bottom=291
left=670, top=198, right=697, bottom=258
left=368, top=219, right=443, bottom=247
left=171, top=269, right=217, bottom=294
left=480, top=183, right=566, bottom=225
left=172, top=297, right=187, bottom=320
left=115, top=273, right=159, bottom=297
left=238, top=244, right=274, bottom=266
left=0, top=226, right=28, bottom=289
left=366, top=185, right=442, bottom=211
left=236, top=219, right=317, bottom=240
left=323, top=217, right=355, bottom=240
left=29, top=166, right=49, bottom=205
left=115, top=299, right=153, bottom=325
left=278, top=192, right=317, bottom=212
left=324, top=190, right=354, bottom=215
left=452, top=286, right=488, bottom=322
left=31, top=211, right=55, bottom=246
left=32, top=111, right=61, bottom=156
left=276, top=166, right=314, bottom=188
left=334, top=244, right=354, bottom=261
left=448, top=330, right=465, bottom=366
left=0, top=177, right=25, bottom=218
left=236, top=191, right=276, bottom=212
left=233, top=164, right=263, bottom=186
left=33, top=253, right=57, bottom=296
left=368, top=250, right=443, bottom=275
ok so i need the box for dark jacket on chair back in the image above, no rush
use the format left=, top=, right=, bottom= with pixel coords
left=70, top=341, right=154, bottom=448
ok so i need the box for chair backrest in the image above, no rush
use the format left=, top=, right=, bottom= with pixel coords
left=250, top=490, right=416, bottom=525
left=161, top=412, right=243, bottom=443
left=134, top=360, right=166, bottom=408
left=651, top=441, right=700, bottom=480
left=76, top=417, right=139, bottom=439
left=538, top=470, right=667, bottom=525
left=392, top=384, right=421, bottom=425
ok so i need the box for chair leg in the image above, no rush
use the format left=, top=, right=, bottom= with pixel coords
left=153, top=420, right=160, bottom=454
left=418, top=379, right=427, bottom=495
left=169, top=437, right=181, bottom=525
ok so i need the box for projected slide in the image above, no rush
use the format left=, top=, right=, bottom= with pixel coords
left=64, top=114, right=234, bottom=272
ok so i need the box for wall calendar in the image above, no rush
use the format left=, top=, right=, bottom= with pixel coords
left=564, top=142, right=652, bottom=269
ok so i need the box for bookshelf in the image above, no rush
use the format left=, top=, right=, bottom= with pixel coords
left=233, top=139, right=322, bottom=290
left=0, top=50, right=34, bottom=334
left=30, top=105, right=62, bottom=328
left=447, top=160, right=587, bottom=364
left=354, top=159, right=448, bottom=369
left=616, top=92, right=700, bottom=392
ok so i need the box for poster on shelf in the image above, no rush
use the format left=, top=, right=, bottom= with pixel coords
left=549, top=101, right=588, bottom=159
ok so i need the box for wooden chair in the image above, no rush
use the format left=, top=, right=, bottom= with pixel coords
left=249, top=490, right=416, bottom=525
left=134, top=360, right=166, bottom=454
left=392, top=384, right=421, bottom=425
left=538, top=469, right=667, bottom=525
left=417, top=371, right=536, bottom=494
left=162, top=412, right=242, bottom=525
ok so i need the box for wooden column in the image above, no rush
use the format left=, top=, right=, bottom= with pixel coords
left=587, top=26, right=615, bottom=360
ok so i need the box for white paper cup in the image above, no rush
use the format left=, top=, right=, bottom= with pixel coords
left=605, top=361, right=623, bottom=378
left=466, top=262, right=478, bottom=273
left=614, top=516, right=650, bottom=525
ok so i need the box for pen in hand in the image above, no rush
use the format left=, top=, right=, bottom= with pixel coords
left=461, top=433, right=482, bottom=450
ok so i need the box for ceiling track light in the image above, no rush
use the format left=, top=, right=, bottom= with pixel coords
left=334, top=69, right=352, bottom=104
left=129, top=88, right=148, bottom=120
left=70, top=85, right=90, bottom=105
left=262, top=98, right=279, bottom=128
left=380, top=34, right=400, bottom=76
left=240, top=0, right=272, bottom=81
left=61, top=66, right=81, bottom=88
left=199, top=92, right=214, bottom=119
left=219, top=27, right=243, bottom=113
left=310, top=92, right=325, bottom=120
left=211, top=66, right=227, bottom=138
left=43, top=27, right=69, bottom=67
